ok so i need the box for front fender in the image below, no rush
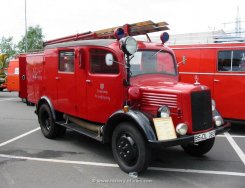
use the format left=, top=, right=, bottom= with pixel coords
left=103, top=110, right=157, bottom=143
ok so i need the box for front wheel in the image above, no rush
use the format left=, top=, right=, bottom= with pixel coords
left=181, top=137, right=215, bottom=157
left=38, top=104, right=66, bottom=139
left=112, top=123, right=151, bottom=174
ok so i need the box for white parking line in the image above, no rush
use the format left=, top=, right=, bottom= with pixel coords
left=0, top=127, right=40, bottom=147
left=149, top=167, right=245, bottom=177
left=0, top=154, right=118, bottom=167
left=224, top=132, right=245, bottom=166
left=0, top=98, right=19, bottom=102
left=217, top=135, right=245, bottom=138
left=0, top=153, right=244, bottom=177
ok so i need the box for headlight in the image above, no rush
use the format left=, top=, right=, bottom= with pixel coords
left=157, top=105, right=170, bottom=118
left=120, top=37, right=138, bottom=55
left=213, top=116, right=224, bottom=127
left=212, top=99, right=216, bottom=111
left=176, top=123, right=188, bottom=135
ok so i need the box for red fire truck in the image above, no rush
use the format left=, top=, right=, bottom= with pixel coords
left=7, top=58, right=20, bottom=92
left=171, top=43, right=245, bottom=123
left=20, top=21, right=230, bottom=173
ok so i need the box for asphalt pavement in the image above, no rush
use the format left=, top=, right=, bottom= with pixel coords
left=0, top=91, right=245, bottom=188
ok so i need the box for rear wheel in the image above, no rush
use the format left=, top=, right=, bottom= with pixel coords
left=26, top=100, right=35, bottom=106
left=112, top=123, right=151, bottom=173
left=38, top=103, right=66, bottom=138
left=181, top=137, right=215, bottom=157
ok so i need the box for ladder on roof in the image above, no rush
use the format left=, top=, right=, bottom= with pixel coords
left=44, top=20, right=169, bottom=46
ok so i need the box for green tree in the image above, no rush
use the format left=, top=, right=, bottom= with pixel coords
left=0, top=36, right=17, bottom=63
left=18, top=25, right=44, bottom=53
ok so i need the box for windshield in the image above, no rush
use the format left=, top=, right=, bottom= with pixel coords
left=130, top=50, right=177, bottom=76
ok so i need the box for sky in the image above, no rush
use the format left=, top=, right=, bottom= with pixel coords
left=0, top=0, right=245, bottom=43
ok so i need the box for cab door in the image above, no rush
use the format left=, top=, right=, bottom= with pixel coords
left=214, top=49, right=245, bottom=120
left=56, top=49, right=77, bottom=116
left=86, top=48, right=123, bottom=123
left=75, top=48, right=87, bottom=119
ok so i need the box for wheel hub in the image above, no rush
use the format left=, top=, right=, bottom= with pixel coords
left=117, top=135, right=137, bottom=162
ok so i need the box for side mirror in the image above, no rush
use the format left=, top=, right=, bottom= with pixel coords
left=182, top=55, right=186, bottom=65
left=105, top=53, right=114, bottom=66
left=177, top=55, right=186, bottom=67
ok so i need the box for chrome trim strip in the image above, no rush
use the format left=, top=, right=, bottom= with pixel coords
left=179, top=72, right=245, bottom=76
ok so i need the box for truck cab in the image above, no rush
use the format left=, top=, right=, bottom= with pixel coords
left=24, top=21, right=230, bottom=173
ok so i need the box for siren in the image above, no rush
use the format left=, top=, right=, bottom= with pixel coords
left=114, top=28, right=125, bottom=41
left=160, top=32, right=169, bottom=44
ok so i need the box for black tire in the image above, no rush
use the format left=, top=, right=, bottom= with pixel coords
left=38, top=104, right=66, bottom=139
left=0, top=88, right=3, bottom=91
left=181, top=137, right=215, bottom=157
left=112, top=122, right=151, bottom=174
left=21, top=98, right=26, bottom=103
left=26, top=100, right=35, bottom=106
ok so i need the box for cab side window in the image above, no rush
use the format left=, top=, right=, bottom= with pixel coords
left=218, top=50, right=245, bottom=72
left=59, top=51, right=75, bottom=72
left=90, top=49, right=119, bottom=74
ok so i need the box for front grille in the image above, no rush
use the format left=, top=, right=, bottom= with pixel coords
left=141, top=91, right=177, bottom=113
left=191, top=90, right=213, bottom=132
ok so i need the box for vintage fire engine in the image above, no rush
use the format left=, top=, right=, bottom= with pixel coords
left=20, top=21, right=230, bottom=173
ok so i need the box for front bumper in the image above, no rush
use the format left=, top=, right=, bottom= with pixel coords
left=148, top=122, right=230, bottom=148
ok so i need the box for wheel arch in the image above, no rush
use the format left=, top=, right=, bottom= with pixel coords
left=103, top=110, right=157, bottom=143
left=37, top=96, right=56, bottom=121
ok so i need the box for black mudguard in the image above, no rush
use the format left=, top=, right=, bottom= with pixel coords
left=103, top=110, right=157, bottom=143
left=36, top=96, right=57, bottom=121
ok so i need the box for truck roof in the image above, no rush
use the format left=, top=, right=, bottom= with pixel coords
left=170, top=42, right=245, bottom=50
left=45, top=39, right=116, bottom=49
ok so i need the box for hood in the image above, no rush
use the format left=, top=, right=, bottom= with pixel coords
left=130, top=74, right=208, bottom=94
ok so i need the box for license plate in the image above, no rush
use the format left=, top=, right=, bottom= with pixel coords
left=194, top=130, right=215, bottom=143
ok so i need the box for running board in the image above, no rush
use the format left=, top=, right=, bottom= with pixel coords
left=56, top=121, right=103, bottom=142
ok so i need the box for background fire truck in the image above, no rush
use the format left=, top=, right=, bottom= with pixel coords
left=172, top=43, right=245, bottom=123
left=6, top=58, right=19, bottom=92
left=19, top=21, right=230, bottom=173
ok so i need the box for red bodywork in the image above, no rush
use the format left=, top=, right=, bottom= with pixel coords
left=22, top=39, right=218, bottom=135
left=7, top=58, right=19, bottom=92
left=171, top=43, right=245, bottom=122
left=19, top=54, right=27, bottom=99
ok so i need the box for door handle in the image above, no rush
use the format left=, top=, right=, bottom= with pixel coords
left=55, top=77, right=60, bottom=80
left=86, top=80, right=92, bottom=83
left=214, top=79, right=220, bottom=82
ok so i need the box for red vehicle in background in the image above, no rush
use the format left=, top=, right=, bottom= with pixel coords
left=19, top=54, right=29, bottom=103
left=7, top=58, right=19, bottom=92
left=171, top=43, right=245, bottom=123
left=20, top=21, right=230, bottom=173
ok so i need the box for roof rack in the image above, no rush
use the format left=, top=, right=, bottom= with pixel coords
left=44, top=20, right=169, bottom=46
